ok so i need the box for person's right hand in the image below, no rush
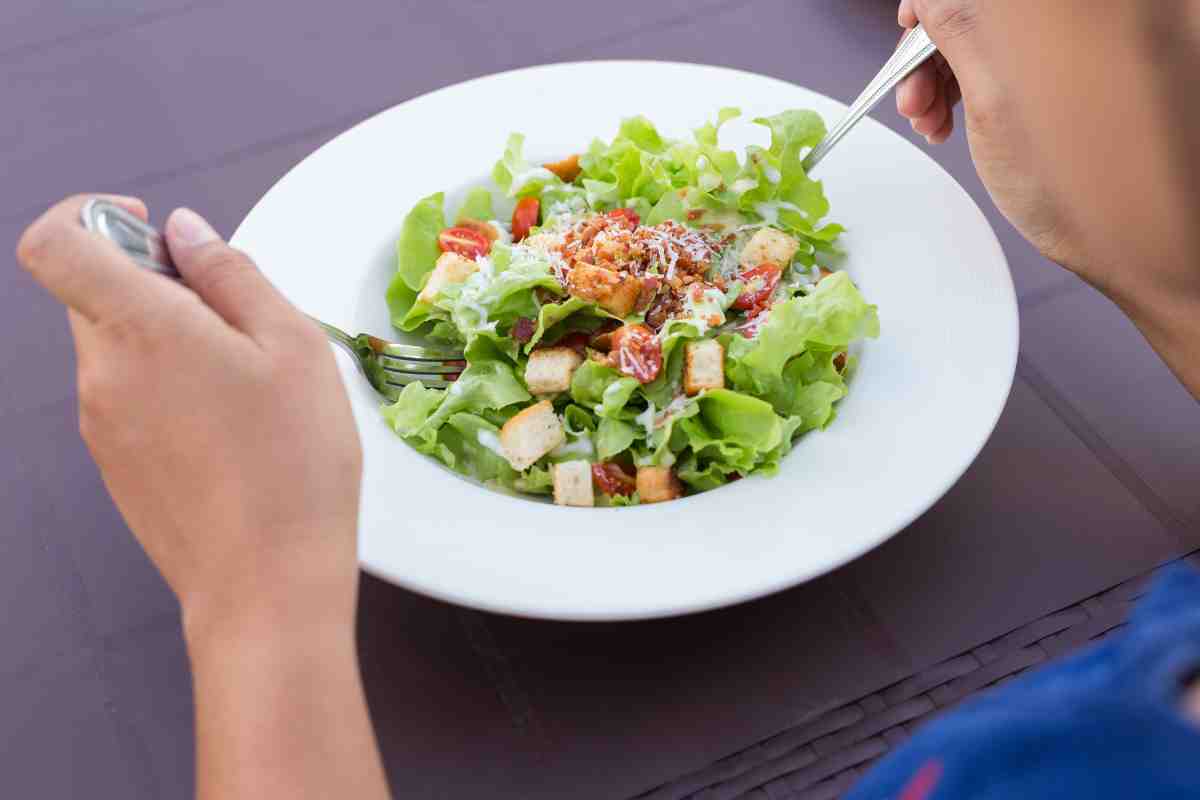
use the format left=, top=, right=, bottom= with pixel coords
left=893, top=0, right=1200, bottom=399
left=895, top=0, right=1075, bottom=271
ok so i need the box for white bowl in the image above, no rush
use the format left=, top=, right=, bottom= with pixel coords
left=232, top=61, right=1017, bottom=621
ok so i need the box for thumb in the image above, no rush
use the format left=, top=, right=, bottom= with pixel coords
left=165, top=207, right=299, bottom=341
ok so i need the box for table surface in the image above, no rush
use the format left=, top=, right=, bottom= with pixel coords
left=2, top=2, right=1198, bottom=798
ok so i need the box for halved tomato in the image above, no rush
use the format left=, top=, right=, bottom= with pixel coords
left=592, top=463, right=637, bottom=497
left=732, top=263, right=782, bottom=311
left=456, top=218, right=499, bottom=242
left=511, top=197, right=540, bottom=242
left=611, top=323, right=662, bottom=383
left=438, top=226, right=490, bottom=259
left=606, top=207, right=640, bottom=228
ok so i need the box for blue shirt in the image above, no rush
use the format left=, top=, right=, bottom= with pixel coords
left=846, top=564, right=1200, bottom=799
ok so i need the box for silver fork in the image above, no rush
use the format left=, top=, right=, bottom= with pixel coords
left=803, top=23, right=938, bottom=174
left=81, top=198, right=464, bottom=401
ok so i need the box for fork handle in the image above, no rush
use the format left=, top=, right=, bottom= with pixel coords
left=81, top=198, right=182, bottom=279
left=803, top=24, right=938, bottom=174
left=80, top=198, right=360, bottom=345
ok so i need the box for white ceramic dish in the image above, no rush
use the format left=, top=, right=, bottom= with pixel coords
left=231, top=61, right=1017, bottom=621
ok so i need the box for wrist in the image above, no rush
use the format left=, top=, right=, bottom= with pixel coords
left=181, top=542, right=359, bottom=661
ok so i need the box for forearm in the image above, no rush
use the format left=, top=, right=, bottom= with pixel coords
left=184, top=573, right=390, bottom=800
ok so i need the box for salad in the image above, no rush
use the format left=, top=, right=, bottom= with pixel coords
left=383, top=109, right=879, bottom=507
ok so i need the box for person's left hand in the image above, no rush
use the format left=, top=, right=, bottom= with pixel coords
left=16, top=196, right=363, bottom=642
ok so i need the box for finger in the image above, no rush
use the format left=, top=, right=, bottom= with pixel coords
left=897, top=60, right=939, bottom=119
left=17, top=194, right=183, bottom=324
left=164, top=207, right=301, bottom=341
left=927, top=110, right=956, bottom=145
left=913, top=86, right=951, bottom=138
left=898, top=0, right=917, bottom=28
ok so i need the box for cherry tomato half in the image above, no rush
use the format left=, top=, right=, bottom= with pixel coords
left=592, top=463, right=637, bottom=497
left=438, top=226, right=491, bottom=259
left=732, top=264, right=782, bottom=311
left=611, top=323, right=662, bottom=384
left=606, top=207, right=641, bottom=228
left=511, top=197, right=540, bottom=242
left=456, top=218, right=499, bottom=242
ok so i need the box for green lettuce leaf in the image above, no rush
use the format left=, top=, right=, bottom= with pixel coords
left=570, top=360, right=639, bottom=418
left=725, top=272, right=878, bottom=399
left=493, top=133, right=562, bottom=198
left=596, top=417, right=637, bottom=460
left=455, top=187, right=495, bottom=222
left=387, top=192, right=446, bottom=327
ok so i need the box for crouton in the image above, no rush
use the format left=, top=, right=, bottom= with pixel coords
left=684, top=339, right=725, bottom=396
left=552, top=460, right=595, bottom=507
left=418, top=252, right=478, bottom=304
left=567, top=262, right=641, bottom=317
left=636, top=466, right=684, bottom=504
left=543, top=154, right=582, bottom=183
left=525, top=347, right=583, bottom=395
left=500, top=400, right=565, bottom=471
left=739, top=228, right=800, bottom=269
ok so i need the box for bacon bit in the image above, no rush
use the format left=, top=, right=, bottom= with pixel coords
left=511, top=317, right=536, bottom=343
left=727, top=473, right=742, bottom=482
left=611, top=323, right=662, bottom=383
left=444, top=371, right=461, bottom=382
left=588, top=319, right=622, bottom=352
left=555, top=331, right=591, bottom=355
left=645, top=291, right=679, bottom=331
left=686, top=209, right=705, bottom=221
left=592, top=463, right=637, bottom=497
left=606, top=208, right=641, bottom=228
left=818, top=267, right=834, bottom=282
left=833, top=352, right=847, bottom=372
left=544, top=154, right=582, bottom=183
left=636, top=276, right=662, bottom=312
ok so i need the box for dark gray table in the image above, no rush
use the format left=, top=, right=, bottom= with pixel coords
left=2, top=2, right=1197, bottom=798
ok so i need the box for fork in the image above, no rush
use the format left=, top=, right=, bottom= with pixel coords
left=81, top=198, right=464, bottom=401
left=802, top=23, right=938, bottom=174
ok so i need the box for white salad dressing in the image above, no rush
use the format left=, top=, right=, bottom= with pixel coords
left=602, top=380, right=629, bottom=406
left=681, top=286, right=729, bottom=335
left=634, top=402, right=657, bottom=438
left=763, top=165, right=782, bottom=184
left=731, top=178, right=759, bottom=195
left=550, top=436, right=594, bottom=459
left=487, top=221, right=513, bottom=245
left=754, top=200, right=805, bottom=226
left=476, top=429, right=505, bottom=457
left=510, top=166, right=557, bottom=194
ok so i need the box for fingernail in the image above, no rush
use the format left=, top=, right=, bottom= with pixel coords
left=167, top=207, right=219, bottom=247
left=925, top=135, right=934, bottom=145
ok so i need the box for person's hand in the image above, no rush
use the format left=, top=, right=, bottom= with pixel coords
left=16, top=196, right=363, bottom=641
left=891, top=0, right=1200, bottom=399
left=895, top=0, right=1074, bottom=270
